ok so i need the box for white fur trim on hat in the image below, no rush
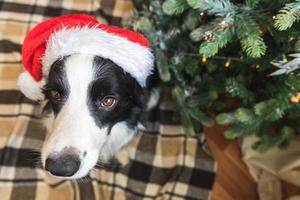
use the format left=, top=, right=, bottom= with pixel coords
left=17, top=71, right=45, bottom=101
left=42, top=26, right=154, bottom=87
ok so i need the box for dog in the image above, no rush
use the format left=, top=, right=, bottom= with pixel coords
left=17, top=14, right=159, bottom=179
left=41, top=54, right=159, bottom=179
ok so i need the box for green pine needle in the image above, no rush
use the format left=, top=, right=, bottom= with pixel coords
left=225, top=78, right=255, bottom=102
left=275, top=0, right=300, bottom=31
left=186, top=0, right=234, bottom=16
left=184, top=10, right=200, bottom=30
left=245, top=0, right=262, bottom=8
left=186, top=0, right=202, bottom=9
left=199, top=28, right=233, bottom=57
left=216, top=113, right=237, bottom=125
left=190, top=19, right=223, bottom=42
left=162, top=0, right=188, bottom=15
left=131, top=0, right=300, bottom=152
left=224, top=126, right=244, bottom=138
left=188, top=108, right=214, bottom=127
left=240, top=35, right=266, bottom=58
left=254, top=100, right=284, bottom=121
left=235, top=14, right=266, bottom=58
left=155, top=49, right=171, bottom=82
left=234, top=108, right=255, bottom=124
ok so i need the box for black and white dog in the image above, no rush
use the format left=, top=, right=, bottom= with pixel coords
left=41, top=54, right=159, bottom=178
left=18, top=14, right=159, bottom=179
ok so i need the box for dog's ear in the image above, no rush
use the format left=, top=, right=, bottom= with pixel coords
left=128, top=82, right=149, bottom=126
left=132, top=82, right=147, bottom=110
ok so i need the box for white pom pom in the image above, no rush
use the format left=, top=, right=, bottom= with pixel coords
left=17, top=71, right=45, bottom=101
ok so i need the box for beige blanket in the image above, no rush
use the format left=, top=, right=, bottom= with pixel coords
left=0, top=0, right=216, bottom=199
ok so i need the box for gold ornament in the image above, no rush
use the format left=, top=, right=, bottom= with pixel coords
left=290, top=93, right=300, bottom=104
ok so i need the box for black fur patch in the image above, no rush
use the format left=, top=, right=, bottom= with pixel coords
left=42, top=55, right=148, bottom=135
left=87, top=56, right=146, bottom=134
left=43, top=57, right=70, bottom=115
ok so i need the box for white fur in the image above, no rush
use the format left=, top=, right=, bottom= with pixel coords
left=100, top=122, right=136, bottom=162
left=41, top=54, right=136, bottom=179
left=42, top=26, right=154, bottom=87
left=17, top=71, right=45, bottom=100
left=146, top=87, right=161, bottom=110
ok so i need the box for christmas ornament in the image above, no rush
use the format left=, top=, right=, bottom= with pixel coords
left=203, top=31, right=214, bottom=42
left=290, top=92, right=300, bottom=104
left=18, top=14, right=154, bottom=100
left=270, top=54, right=300, bottom=76
left=202, top=21, right=230, bottom=42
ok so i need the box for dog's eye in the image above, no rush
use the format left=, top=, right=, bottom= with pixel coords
left=96, top=96, right=117, bottom=109
left=48, top=90, right=62, bottom=102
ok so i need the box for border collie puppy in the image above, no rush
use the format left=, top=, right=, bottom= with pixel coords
left=17, top=14, right=159, bottom=179
left=42, top=54, right=149, bottom=178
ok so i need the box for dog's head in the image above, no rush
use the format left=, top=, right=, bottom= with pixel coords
left=18, top=14, right=154, bottom=179
left=41, top=54, right=146, bottom=178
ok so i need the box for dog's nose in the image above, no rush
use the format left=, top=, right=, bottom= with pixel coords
left=45, top=153, right=80, bottom=177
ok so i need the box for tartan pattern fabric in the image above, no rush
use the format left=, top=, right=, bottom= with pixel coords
left=0, top=0, right=216, bottom=199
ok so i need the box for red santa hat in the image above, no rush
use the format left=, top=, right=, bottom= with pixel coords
left=17, top=14, right=154, bottom=100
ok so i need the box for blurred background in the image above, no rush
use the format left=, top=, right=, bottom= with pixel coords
left=1, top=0, right=300, bottom=199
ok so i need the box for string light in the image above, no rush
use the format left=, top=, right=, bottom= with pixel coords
left=219, top=20, right=229, bottom=29
left=288, top=36, right=294, bottom=42
left=225, top=58, right=231, bottom=68
left=282, top=54, right=288, bottom=62
left=272, top=16, right=276, bottom=19
left=202, top=55, right=207, bottom=63
left=200, top=12, right=204, bottom=16
left=255, top=64, right=260, bottom=69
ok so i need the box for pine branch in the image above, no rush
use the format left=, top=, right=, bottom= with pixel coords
left=199, top=25, right=233, bottom=57
left=295, top=38, right=300, bottom=51
left=155, top=49, right=171, bottom=82
left=275, top=0, right=300, bottom=31
left=224, top=121, right=261, bottom=138
left=131, top=0, right=300, bottom=152
left=235, top=14, right=266, bottom=58
left=254, top=100, right=285, bottom=121
left=225, top=78, right=255, bottom=102
left=190, top=19, right=222, bottom=42
left=184, top=10, right=201, bottom=30
left=188, top=108, right=214, bottom=127
left=254, top=126, right=295, bottom=153
left=240, top=35, right=266, bottom=58
left=162, top=0, right=189, bottom=15
left=245, top=0, right=262, bottom=8
left=235, top=108, right=256, bottom=124
left=186, top=0, right=235, bottom=17
left=216, top=112, right=238, bottom=124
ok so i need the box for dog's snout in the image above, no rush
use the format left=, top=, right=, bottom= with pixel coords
left=45, top=153, right=81, bottom=177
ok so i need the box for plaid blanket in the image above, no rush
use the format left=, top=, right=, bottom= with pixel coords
left=0, top=0, right=216, bottom=199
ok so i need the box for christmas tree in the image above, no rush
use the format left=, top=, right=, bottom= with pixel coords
left=126, top=0, right=300, bottom=152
